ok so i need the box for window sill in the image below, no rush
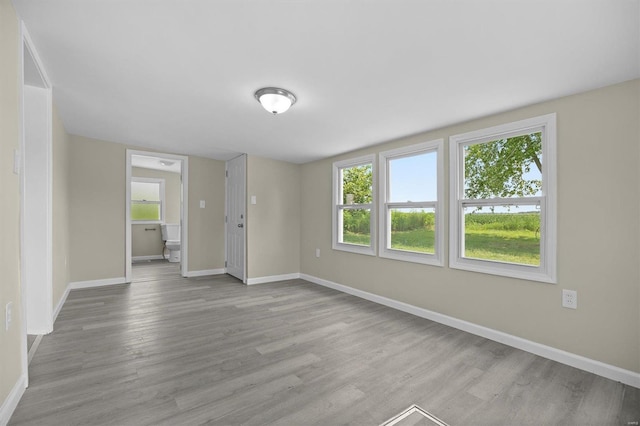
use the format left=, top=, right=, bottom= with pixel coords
left=380, top=249, right=443, bottom=266
left=332, top=242, right=376, bottom=256
left=450, top=257, right=556, bottom=284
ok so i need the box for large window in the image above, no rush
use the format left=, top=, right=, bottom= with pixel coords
left=131, top=177, right=165, bottom=223
left=333, top=155, right=376, bottom=255
left=449, top=114, right=556, bottom=283
left=379, top=140, right=444, bottom=265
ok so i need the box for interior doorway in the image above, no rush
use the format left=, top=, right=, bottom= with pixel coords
left=125, top=150, right=189, bottom=282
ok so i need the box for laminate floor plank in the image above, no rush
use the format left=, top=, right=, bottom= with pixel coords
left=9, top=261, right=639, bottom=425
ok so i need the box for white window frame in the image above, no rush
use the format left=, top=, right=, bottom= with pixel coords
left=332, top=154, right=376, bottom=256
left=379, top=139, right=444, bottom=265
left=449, top=113, right=557, bottom=283
left=131, top=177, right=165, bottom=224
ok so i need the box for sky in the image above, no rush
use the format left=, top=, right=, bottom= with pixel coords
left=389, top=151, right=437, bottom=202
left=388, top=148, right=542, bottom=214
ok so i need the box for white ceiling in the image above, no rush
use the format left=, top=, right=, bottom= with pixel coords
left=13, top=0, right=640, bottom=164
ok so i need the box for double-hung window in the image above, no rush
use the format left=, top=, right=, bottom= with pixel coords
left=332, top=154, right=376, bottom=255
left=131, top=177, right=165, bottom=224
left=379, top=140, right=444, bottom=265
left=449, top=113, right=557, bottom=283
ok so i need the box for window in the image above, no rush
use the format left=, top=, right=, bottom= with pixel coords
left=333, top=154, right=376, bottom=255
left=449, top=114, right=556, bottom=283
left=131, top=177, right=165, bottom=223
left=379, top=140, right=444, bottom=265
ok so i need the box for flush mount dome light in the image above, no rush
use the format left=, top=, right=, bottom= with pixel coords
left=254, top=87, right=297, bottom=115
left=159, top=160, right=175, bottom=166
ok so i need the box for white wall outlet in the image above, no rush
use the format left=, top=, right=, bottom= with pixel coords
left=315, top=248, right=321, bottom=258
left=5, top=302, right=13, bottom=330
left=562, top=289, right=577, bottom=309
left=251, top=195, right=257, bottom=205
left=199, top=200, right=205, bottom=208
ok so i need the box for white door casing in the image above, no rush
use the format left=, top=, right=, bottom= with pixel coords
left=125, top=150, right=189, bottom=282
left=21, top=25, right=53, bottom=336
left=226, top=155, right=246, bottom=281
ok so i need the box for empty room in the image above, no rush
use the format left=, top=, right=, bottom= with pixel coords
left=1, top=0, right=639, bottom=425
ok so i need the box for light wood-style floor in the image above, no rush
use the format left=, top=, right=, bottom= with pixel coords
left=10, top=261, right=640, bottom=425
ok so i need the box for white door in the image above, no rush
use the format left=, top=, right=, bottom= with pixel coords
left=226, top=155, right=246, bottom=281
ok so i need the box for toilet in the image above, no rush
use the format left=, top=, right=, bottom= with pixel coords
left=160, top=223, right=181, bottom=263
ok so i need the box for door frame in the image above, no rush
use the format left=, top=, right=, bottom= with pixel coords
left=19, top=22, right=53, bottom=385
left=125, top=150, right=189, bottom=282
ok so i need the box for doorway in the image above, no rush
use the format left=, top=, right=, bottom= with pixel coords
left=125, top=150, right=189, bottom=282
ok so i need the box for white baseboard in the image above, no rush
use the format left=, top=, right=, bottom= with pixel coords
left=132, top=255, right=165, bottom=262
left=0, top=374, right=27, bottom=426
left=53, top=284, right=71, bottom=325
left=300, top=273, right=640, bottom=389
left=68, top=277, right=127, bottom=290
left=246, top=273, right=301, bottom=285
left=28, top=335, right=44, bottom=365
left=184, top=268, right=226, bottom=278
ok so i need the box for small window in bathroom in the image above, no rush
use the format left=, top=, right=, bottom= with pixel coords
left=131, top=177, right=165, bottom=223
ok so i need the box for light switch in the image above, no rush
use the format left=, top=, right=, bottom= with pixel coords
left=199, top=200, right=205, bottom=208
left=251, top=195, right=257, bottom=205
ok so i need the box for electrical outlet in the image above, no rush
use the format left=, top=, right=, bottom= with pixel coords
left=5, top=302, right=12, bottom=330
left=562, top=289, right=577, bottom=309
left=315, top=248, right=321, bottom=258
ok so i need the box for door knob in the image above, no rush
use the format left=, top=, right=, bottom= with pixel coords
left=237, top=223, right=244, bottom=228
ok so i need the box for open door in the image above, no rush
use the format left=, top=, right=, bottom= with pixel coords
left=226, top=154, right=246, bottom=281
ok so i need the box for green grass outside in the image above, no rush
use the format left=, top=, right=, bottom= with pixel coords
left=131, top=204, right=160, bottom=221
left=344, top=225, right=539, bottom=265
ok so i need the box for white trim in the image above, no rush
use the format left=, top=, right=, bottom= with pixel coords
left=27, top=335, right=44, bottom=365
left=246, top=273, right=301, bottom=285
left=17, top=19, right=28, bottom=392
left=378, top=139, right=444, bottom=266
left=68, top=277, right=127, bottom=290
left=382, top=405, right=448, bottom=426
left=0, top=374, right=27, bottom=426
left=126, top=150, right=189, bottom=283
left=132, top=255, right=165, bottom=262
left=449, top=113, right=557, bottom=283
left=184, top=268, right=226, bottom=278
left=300, top=273, right=640, bottom=388
left=53, top=284, right=71, bottom=325
left=332, top=154, right=377, bottom=256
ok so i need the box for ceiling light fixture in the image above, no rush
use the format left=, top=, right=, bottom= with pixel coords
left=254, top=87, right=297, bottom=115
left=159, top=160, right=175, bottom=166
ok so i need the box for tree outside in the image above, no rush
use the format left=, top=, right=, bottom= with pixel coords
left=340, top=133, right=543, bottom=265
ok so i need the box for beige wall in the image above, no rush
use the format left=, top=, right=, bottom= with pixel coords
left=52, top=105, right=70, bottom=310
left=300, top=79, right=640, bottom=373
left=69, top=136, right=226, bottom=281
left=0, top=0, right=24, bottom=406
left=131, top=225, right=163, bottom=258
left=131, top=167, right=181, bottom=258
left=247, top=155, right=301, bottom=279
left=187, top=156, right=226, bottom=272
left=69, top=136, right=127, bottom=281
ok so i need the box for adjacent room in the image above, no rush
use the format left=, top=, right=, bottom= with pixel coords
left=1, top=1, right=639, bottom=425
